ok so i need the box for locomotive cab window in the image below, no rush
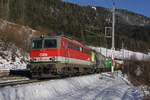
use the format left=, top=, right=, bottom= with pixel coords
left=32, top=39, right=42, bottom=49
left=44, top=39, right=57, bottom=48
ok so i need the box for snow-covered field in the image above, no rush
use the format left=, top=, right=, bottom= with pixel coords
left=138, top=85, right=150, bottom=99
left=0, top=72, right=142, bottom=100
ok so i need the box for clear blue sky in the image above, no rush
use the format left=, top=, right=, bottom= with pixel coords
left=63, top=0, right=150, bottom=17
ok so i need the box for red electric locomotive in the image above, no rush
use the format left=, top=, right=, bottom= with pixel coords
left=27, top=35, right=96, bottom=78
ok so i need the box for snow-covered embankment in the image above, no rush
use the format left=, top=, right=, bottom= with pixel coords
left=0, top=42, right=27, bottom=70
left=0, top=73, right=142, bottom=100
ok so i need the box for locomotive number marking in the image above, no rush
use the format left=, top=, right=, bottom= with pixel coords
left=39, top=53, right=48, bottom=57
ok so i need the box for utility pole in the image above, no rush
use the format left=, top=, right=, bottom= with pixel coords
left=112, top=2, right=115, bottom=50
left=122, top=40, right=124, bottom=60
left=111, top=2, right=115, bottom=73
left=105, top=27, right=112, bottom=57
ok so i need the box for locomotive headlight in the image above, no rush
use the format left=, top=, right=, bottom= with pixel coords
left=49, top=58, right=52, bottom=61
left=49, top=57, right=55, bottom=61
left=33, top=58, right=37, bottom=61
left=31, top=58, right=36, bottom=62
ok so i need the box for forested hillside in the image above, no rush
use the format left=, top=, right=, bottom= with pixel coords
left=0, top=0, right=150, bottom=52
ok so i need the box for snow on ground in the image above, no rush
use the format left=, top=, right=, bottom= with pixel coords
left=91, top=46, right=150, bottom=61
left=0, top=72, right=142, bottom=100
left=138, top=85, right=150, bottom=99
left=0, top=41, right=27, bottom=70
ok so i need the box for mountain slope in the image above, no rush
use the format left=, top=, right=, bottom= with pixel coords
left=0, top=0, right=150, bottom=52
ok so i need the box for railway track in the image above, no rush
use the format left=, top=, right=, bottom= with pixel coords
left=0, top=78, right=39, bottom=87
left=0, top=75, right=73, bottom=87
left=0, top=69, right=42, bottom=87
left=0, top=71, right=120, bottom=87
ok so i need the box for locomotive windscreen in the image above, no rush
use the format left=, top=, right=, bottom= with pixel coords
left=44, top=39, right=57, bottom=48
left=32, top=39, right=57, bottom=49
left=32, top=39, right=42, bottom=49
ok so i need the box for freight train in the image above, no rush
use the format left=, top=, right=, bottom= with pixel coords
left=27, top=35, right=108, bottom=78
